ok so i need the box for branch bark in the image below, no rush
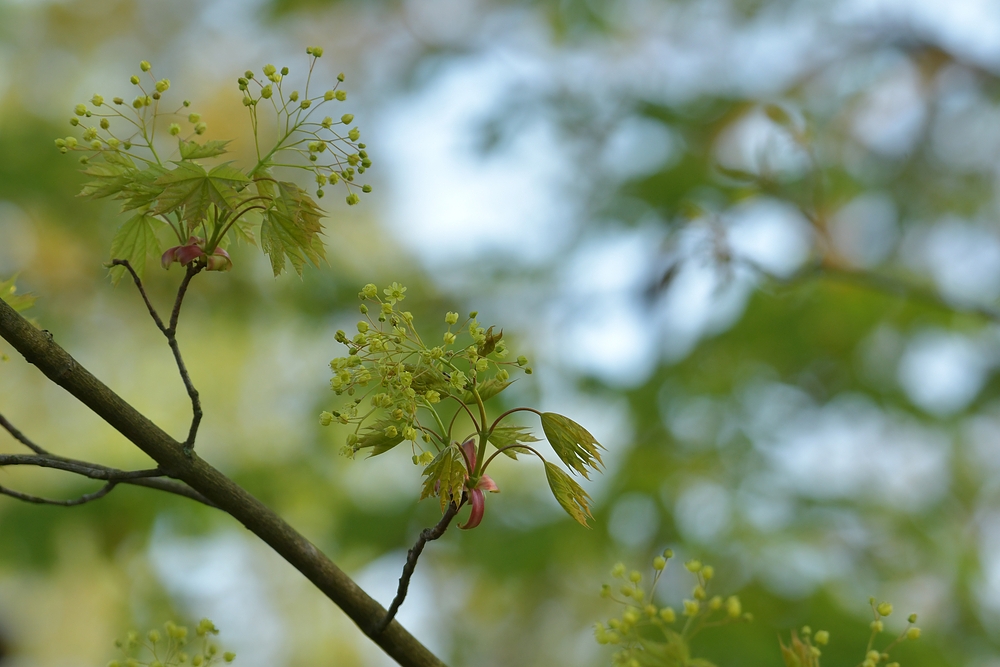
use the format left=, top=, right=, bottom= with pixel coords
left=0, top=298, right=447, bottom=667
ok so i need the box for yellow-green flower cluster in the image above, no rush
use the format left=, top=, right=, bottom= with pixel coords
left=108, top=619, right=235, bottom=667
left=321, top=282, right=525, bottom=460
left=853, top=599, right=920, bottom=667
left=56, top=59, right=204, bottom=162
left=238, top=47, right=371, bottom=205
left=594, top=552, right=750, bottom=666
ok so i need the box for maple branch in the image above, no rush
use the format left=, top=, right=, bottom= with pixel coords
left=378, top=499, right=464, bottom=634
left=112, top=259, right=204, bottom=452
left=0, top=297, right=447, bottom=667
left=0, top=412, right=48, bottom=455
left=0, top=481, right=117, bottom=506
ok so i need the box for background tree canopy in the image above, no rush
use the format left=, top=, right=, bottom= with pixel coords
left=0, top=0, right=993, bottom=665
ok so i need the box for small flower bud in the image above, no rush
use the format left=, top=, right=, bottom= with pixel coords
left=169, top=123, right=181, bottom=136
left=335, top=90, right=347, bottom=101
left=260, top=85, right=272, bottom=99
left=348, top=127, right=360, bottom=141
left=130, top=75, right=140, bottom=85
left=69, top=117, right=79, bottom=126
left=692, top=585, right=706, bottom=600
left=319, top=411, right=334, bottom=426
left=726, top=596, right=741, bottom=618
left=147, top=629, right=160, bottom=643
left=74, top=103, right=87, bottom=116
left=289, top=90, right=299, bottom=102
left=906, top=627, right=921, bottom=640
left=263, top=64, right=276, bottom=76
left=337, top=72, right=345, bottom=81
left=280, top=66, right=289, bottom=75
left=195, top=122, right=207, bottom=135
left=300, top=99, right=311, bottom=109
left=341, top=113, right=354, bottom=124
left=155, top=79, right=170, bottom=92
left=100, top=118, right=110, bottom=129
left=223, top=653, right=236, bottom=663
left=685, top=560, right=703, bottom=573
left=611, top=562, right=626, bottom=578
left=140, top=60, right=151, bottom=72
left=870, top=620, right=884, bottom=632
left=91, top=94, right=104, bottom=106
left=659, top=607, right=676, bottom=622
left=653, top=556, right=666, bottom=570
left=324, top=90, right=335, bottom=101
left=346, top=193, right=360, bottom=206
left=628, top=570, right=642, bottom=583
left=877, top=602, right=893, bottom=617
left=814, top=630, right=829, bottom=645
left=702, top=565, right=714, bottom=580
left=683, top=599, right=700, bottom=616
left=113, top=96, right=124, bottom=105
left=908, top=613, right=918, bottom=624
left=309, top=46, right=323, bottom=57
left=600, top=584, right=611, bottom=598
left=709, top=595, right=723, bottom=610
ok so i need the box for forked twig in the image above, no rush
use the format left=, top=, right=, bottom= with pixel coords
left=378, top=499, right=464, bottom=633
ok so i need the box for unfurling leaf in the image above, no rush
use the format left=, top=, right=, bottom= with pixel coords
left=543, top=461, right=592, bottom=527
left=152, top=162, right=248, bottom=225
left=260, top=180, right=326, bottom=276
left=78, top=160, right=135, bottom=200
left=461, top=377, right=511, bottom=404
left=476, top=326, right=502, bottom=356
left=108, top=214, right=162, bottom=285
left=540, top=412, right=604, bottom=479
left=0, top=276, right=34, bottom=313
left=487, top=425, right=540, bottom=459
left=355, top=419, right=405, bottom=456
left=179, top=139, right=231, bottom=160
left=420, top=446, right=466, bottom=512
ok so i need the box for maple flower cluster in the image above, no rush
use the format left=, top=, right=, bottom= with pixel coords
left=321, top=281, right=522, bottom=461
left=236, top=47, right=372, bottom=204
left=55, top=49, right=370, bottom=281
left=595, top=556, right=923, bottom=667
left=320, top=282, right=604, bottom=530
left=108, top=619, right=235, bottom=667
left=595, top=553, right=751, bottom=666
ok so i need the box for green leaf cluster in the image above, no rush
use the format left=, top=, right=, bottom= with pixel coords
left=58, top=49, right=373, bottom=280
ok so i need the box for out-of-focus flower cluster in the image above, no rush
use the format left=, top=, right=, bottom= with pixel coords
left=107, top=619, right=235, bottom=667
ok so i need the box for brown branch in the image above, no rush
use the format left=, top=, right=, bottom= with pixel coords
left=0, top=412, right=48, bottom=455
left=0, top=481, right=116, bottom=506
left=111, top=259, right=204, bottom=452
left=378, top=499, right=464, bottom=634
left=0, top=297, right=447, bottom=667
left=0, top=430, right=215, bottom=507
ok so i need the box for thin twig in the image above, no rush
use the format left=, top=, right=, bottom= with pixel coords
left=123, top=477, right=216, bottom=507
left=169, top=264, right=204, bottom=451
left=112, top=259, right=167, bottom=332
left=0, top=452, right=214, bottom=507
left=112, top=259, right=204, bottom=451
left=378, top=500, right=464, bottom=633
left=0, top=481, right=116, bottom=506
left=0, top=412, right=49, bottom=455
left=0, top=452, right=160, bottom=480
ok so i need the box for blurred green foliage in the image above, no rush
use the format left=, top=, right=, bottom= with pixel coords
left=2, top=0, right=999, bottom=666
